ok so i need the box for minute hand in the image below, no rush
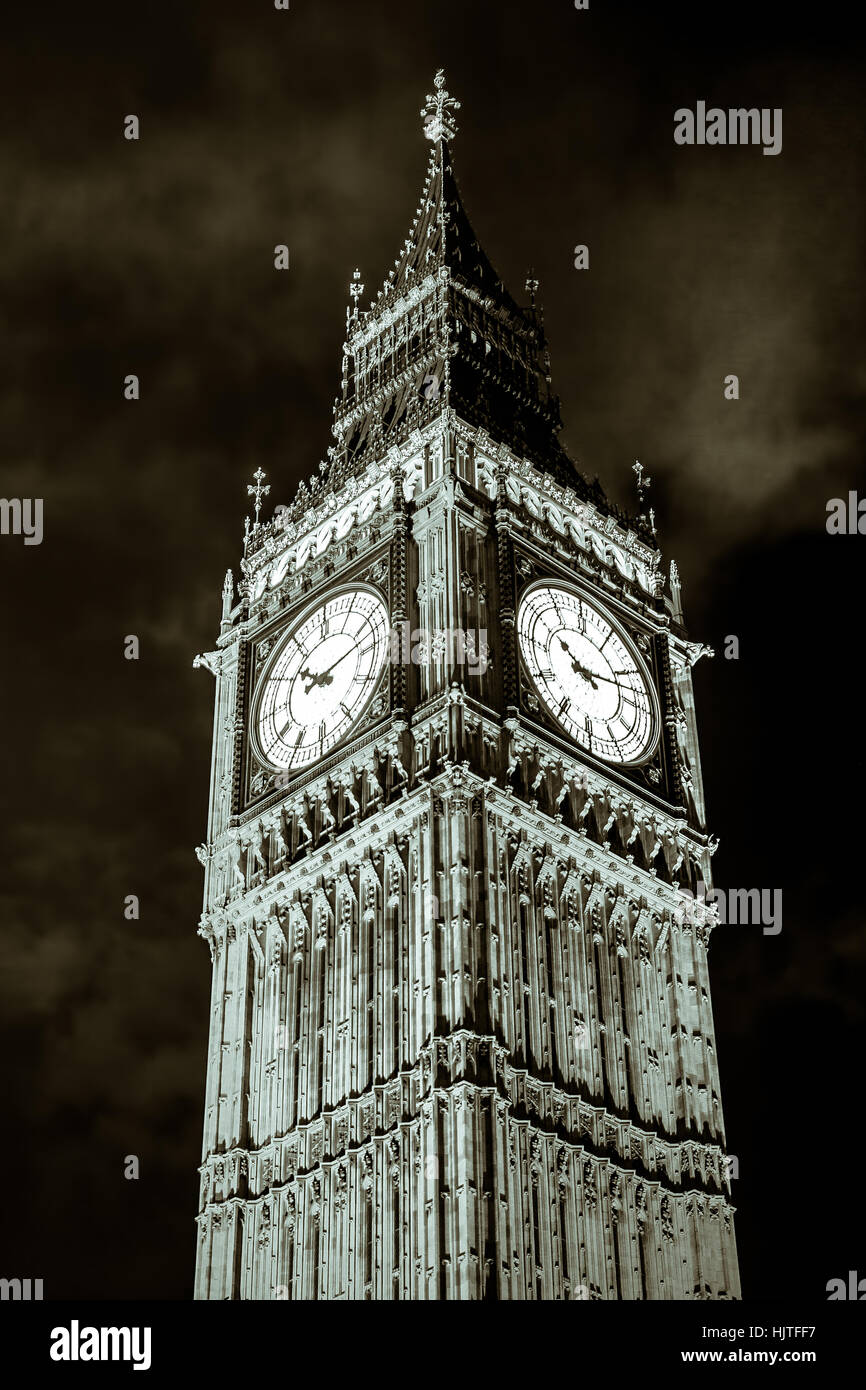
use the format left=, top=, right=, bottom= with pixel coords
left=577, top=667, right=629, bottom=687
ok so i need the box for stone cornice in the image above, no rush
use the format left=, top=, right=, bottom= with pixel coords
left=238, top=416, right=657, bottom=594
left=196, top=1034, right=734, bottom=1212
left=198, top=764, right=719, bottom=942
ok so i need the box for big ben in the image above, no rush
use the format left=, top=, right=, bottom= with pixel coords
left=193, top=72, right=740, bottom=1301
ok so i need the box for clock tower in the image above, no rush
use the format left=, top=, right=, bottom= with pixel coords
left=193, top=72, right=740, bottom=1300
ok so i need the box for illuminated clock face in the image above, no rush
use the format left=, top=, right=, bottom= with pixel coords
left=517, top=584, right=657, bottom=765
left=255, top=589, right=389, bottom=771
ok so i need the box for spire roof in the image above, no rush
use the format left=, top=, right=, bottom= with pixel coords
left=299, top=72, right=635, bottom=527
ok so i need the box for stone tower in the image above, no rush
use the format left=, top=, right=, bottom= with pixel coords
left=193, top=72, right=740, bottom=1300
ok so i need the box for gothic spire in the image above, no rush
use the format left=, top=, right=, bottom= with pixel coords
left=302, top=72, right=639, bottom=523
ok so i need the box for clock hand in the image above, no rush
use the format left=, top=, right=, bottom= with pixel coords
left=557, top=639, right=628, bottom=692
left=558, top=639, right=599, bottom=690
left=299, top=643, right=366, bottom=694
left=299, top=663, right=335, bottom=694
left=577, top=667, right=628, bottom=687
left=299, top=664, right=325, bottom=685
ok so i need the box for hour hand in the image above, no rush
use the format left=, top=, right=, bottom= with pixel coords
left=299, top=664, right=332, bottom=693
left=559, top=640, right=598, bottom=689
left=302, top=644, right=363, bottom=691
left=581, top=668, right=621, bottom=686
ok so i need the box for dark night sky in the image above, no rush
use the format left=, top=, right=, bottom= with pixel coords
left=0, top=1, right=863, bottom=1300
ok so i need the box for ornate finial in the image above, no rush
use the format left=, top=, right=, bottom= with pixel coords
left=669, top=559, right=683, bottom=624
left=346, top=268, right=364, bottom=331
left=421, top=69, right=460, bottom=142
left=220, top=569, right=234, bottom=630
left=349, top=268, right=363, bottom=310
left=247, top=467, right=270, bottom=528
left=524, top=271, right=550, bottom=380
left=633, top=458, right=653, bottom=522
left=633, top=458, right=651, bottom=502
